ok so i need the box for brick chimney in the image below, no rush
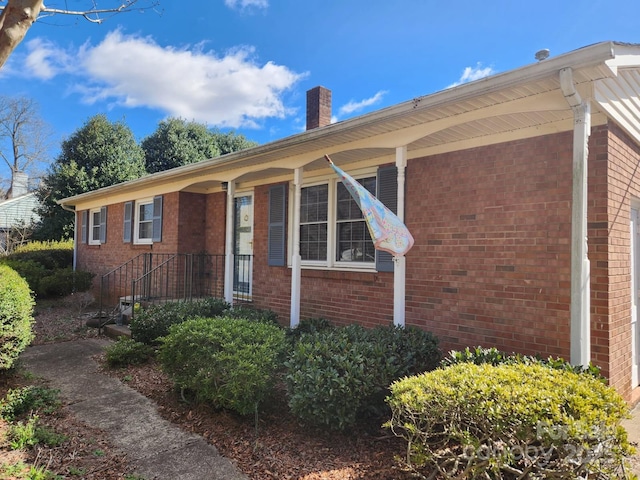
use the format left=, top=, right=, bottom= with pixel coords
left=306, top=86, right=332, bottom=130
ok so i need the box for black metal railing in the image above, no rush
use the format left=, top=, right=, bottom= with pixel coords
left=99, top=253, right=253, bottom=322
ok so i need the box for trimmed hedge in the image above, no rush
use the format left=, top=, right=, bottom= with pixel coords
left=158, top=316, right=287, bottom=415
left=0, top=265, right=35, bottom=370
left=386, top=363, right=634, bottom=479
left=285, top=324, right=440, bottom=430
left=130, top=297, right=230, bottom=344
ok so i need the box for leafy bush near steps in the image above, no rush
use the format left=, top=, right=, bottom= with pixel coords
left=386, top=363, right=634, bottom=479
left=105, top=338, right=154, bottom=368
left=158, top=316, right=287, bottom=416
left=442, top=345, right=603, bottom=378
left=37, top=268, right=94, bottom=297
left=0, top=264, right=35, bottom=370
left=130, top=297, right=231, bottom=344
left=284, top=324, right=441, bottom=430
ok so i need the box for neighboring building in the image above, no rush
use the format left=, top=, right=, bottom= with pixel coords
left=0, top=173, right=39, bottom=252
left=59, top=42, right=640, bottom=402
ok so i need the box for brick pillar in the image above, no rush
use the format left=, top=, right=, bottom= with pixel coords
left=306, top=86, right=332, bottom=130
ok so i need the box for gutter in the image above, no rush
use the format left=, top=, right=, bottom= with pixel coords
left=60, top=204, right=77, bottom=271
left=57, top=42, right=621, bottom=208
left=560, top=67, right=592, bottom=367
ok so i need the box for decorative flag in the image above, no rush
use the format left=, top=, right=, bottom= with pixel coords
left=325, top=155, right=414, bottom=256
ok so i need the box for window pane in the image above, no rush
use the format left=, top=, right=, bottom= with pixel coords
left=135, top=202, right=154, bottom=240
left=139, top=203, right=153, bottom=221
left=337, top=220, right=375, bottom=262
left=91, top=211, right=101, bottom=241
left=300, top=185, right=328, bottom=261
left=139, top=221, right=153, bottom=239
left=300, top=223, right=327, bottom=261
left=336, top=177, right=375, bottom=221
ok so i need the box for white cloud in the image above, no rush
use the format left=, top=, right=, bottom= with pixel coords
left=23, top=38, right=73, bottom=80
left=448, top=63, right=495, bottom=88
left=42, top=30, right=304, bottom=128
left=224, top=0, right=268, bottom=10
left=338, top=90, right=387, bottom=117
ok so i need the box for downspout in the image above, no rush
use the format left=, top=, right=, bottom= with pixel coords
left=560, top=67, right=591, bottom=367
left=60, top=204, right=77, bottom=271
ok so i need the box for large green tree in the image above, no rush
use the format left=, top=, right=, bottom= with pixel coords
left=33, top=114, right=146, bottom=240
left=142, top=118, right=257, bottom=174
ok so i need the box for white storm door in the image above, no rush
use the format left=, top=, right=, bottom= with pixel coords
left=234, top=193, right=254, bottom=297
left=631, top=206, right=640, bottom=386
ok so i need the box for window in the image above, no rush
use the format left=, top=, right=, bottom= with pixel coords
left=125, top=196, right=163, bottom=244
left=84, top=206, right=106, bottom=245
left=299, top=174, right=376, bottom=267
left=134, top=199, right=154, bottom=244
left=89, top=209, right=101, bottom=245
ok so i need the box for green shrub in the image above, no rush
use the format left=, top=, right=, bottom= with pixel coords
left=285, top=324, right=440, bottom=430
left=130, top=297, right=230, bottom=344
left=386, top=363, right=633, bottom=479
left=226, top=305, right=279, bottom=325
left=287, top=317, right=333, bottom=341
left=0, top=265, right=35, bottom=370
left=37, top=268, right=94, bottom=297
left=158, top=316, right=287, bottom=415
left=442, top=345, right=603, bottom=377
left=0, top=386, right=61, bottom=421
left=7, top=415, right=67, bottom=450
left=9, top=240, right=73, bottom=270
left=105, top=338, right=154, bottom=368
left=0, top=259, right=47, bottom=293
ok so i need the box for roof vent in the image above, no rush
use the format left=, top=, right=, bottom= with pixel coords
left=535, top=49, right=550, bottom=61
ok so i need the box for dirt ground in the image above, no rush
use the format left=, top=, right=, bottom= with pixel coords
left=1, top=296, right=413, bottom=480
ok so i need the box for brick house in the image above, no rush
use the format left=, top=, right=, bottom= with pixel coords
left=59, top=41, right=640, bottom=401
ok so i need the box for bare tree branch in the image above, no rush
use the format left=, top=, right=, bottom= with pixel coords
left=0, top=0, right=160, bottom=69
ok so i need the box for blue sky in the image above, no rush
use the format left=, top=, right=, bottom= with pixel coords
left=0, top=0, right=639, bottom=185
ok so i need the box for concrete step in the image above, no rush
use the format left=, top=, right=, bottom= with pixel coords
left=103, top=324, right=132, bottom=339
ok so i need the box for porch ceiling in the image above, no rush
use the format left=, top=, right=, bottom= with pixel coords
left=60, top=42, right=640, bottom=209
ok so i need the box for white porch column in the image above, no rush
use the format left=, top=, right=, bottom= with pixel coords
left=394, top=146, right=408, bottom=327
left=224, top=181, right=236, bottom=304
left=290, top=168, right=303, bottom=328
left=561, top=68, right=592, bottom=367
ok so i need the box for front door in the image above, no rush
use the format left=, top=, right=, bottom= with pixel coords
left=631, top=205, right=640, bottom=386
left=234, top=193, right=253, bottom=298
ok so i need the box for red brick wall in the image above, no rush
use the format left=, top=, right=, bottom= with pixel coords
left=402, top=132, right=575, bottom=359
left=598, top=122, right=640, bottom=399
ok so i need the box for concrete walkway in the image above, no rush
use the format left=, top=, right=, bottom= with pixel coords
left=20, top=339, right=248, bottom=480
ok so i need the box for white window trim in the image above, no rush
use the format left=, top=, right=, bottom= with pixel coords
left=88, top=208, right=101, bottom=245
left=288, top=168, right=377, bottom=272
left=133, top=197, right=154, bottom=245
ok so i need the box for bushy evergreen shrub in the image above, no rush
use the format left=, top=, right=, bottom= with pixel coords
left=442, top=345, right=603, bottom=377
left=105, top=338, right=154, bottom=367
left=285, top=324, right=440, bottom=430
left=0, top=259, right=46, bottom=294
left=0, top=265, right=35, bottom=370
left=158, top=316, right=287, bottom=415
left=130, top=297, right=230, bottom=344
left=37, top=268, right=94, bottom=297
left=386, top=363, right=634, bottom=479
left=225, top=305, right=279, bottom=324
left=9, top=240, right=73, bottom=269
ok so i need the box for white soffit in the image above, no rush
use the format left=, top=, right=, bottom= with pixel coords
left=595, top=68, right=640, bottom=143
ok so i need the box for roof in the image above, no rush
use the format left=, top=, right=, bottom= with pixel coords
left=60, top=41, right=640, bottom=210
left=0, top=192, right=40, bottom=229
